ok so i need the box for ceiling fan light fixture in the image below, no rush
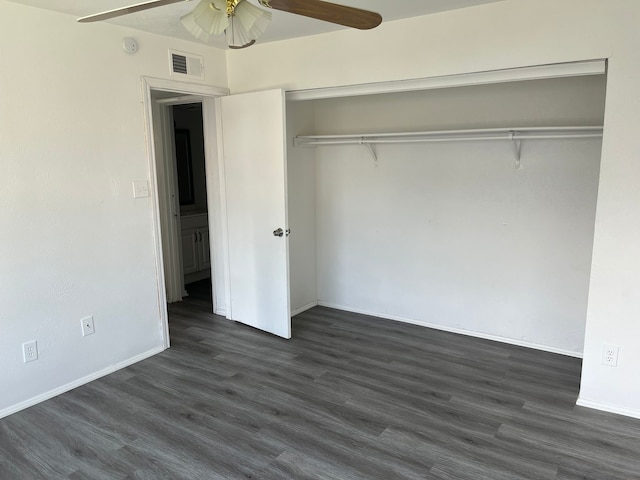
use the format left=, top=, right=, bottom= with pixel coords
left=225, top=0, right=272, bottom=49
left=79, top=0, right=382, bottom=45
left=181, top=0, right=271, bottom=48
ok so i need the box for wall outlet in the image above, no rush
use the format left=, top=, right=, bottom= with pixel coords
left=81, top=315, right=95, bottom=336
left=602, top=344, right=619, bottom=367
left=22, top=340, right=38, bottom=363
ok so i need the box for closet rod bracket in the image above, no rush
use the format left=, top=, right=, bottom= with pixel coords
left=510, top=131, right=522, bottom=169
left=361, top=139, right=378, bottom=166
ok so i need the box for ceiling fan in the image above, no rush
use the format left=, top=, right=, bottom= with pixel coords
left=77, top=0, right=382, bottom=49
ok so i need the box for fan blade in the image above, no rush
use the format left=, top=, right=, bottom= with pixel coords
left=77, top=0, right=188, bottom=23
left=260, top=0, right=381, bottom=30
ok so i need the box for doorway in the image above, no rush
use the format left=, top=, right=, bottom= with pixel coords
left=151, top=94, right=212, bottom=307
left=142, top=77, right=228, bottom=348
left=171, top=103, right=212, bottom=301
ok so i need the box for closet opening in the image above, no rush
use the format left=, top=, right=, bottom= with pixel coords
left=286, top=72, right=607, bottom=358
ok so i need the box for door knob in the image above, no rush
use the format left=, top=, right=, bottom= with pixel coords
left=273, top=228, right=284, bottom=237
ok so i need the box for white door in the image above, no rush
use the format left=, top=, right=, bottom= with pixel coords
left=219, top=89, right=291, bottom=339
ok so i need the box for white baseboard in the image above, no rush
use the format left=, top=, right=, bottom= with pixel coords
left=0, top=345, right=165, bottom=420
left=291, top=301, right=319, bottom=317
left=214, top=307, right=227, bottom=316
left=317, top=301, right=583, bottom=358
left=576, top=397, right=640, bottom=420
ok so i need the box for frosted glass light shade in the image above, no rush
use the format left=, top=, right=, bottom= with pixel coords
left=180, top=0, right=228, bottom=42
left=225, top=0, right=272, bottom=48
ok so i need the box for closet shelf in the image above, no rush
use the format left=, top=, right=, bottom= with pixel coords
left=293, top=126, right=603, bottom=167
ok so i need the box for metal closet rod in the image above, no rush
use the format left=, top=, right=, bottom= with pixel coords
left=294, top=126, right=604, bottom=146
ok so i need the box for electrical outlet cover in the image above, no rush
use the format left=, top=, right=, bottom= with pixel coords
left=81, top=315, right=95, bottom=336
left=22, top=340, right=38, bottom=363
left=602, top=344, right=619, bottom=367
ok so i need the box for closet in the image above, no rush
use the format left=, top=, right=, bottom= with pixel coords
left=285, top=73, right=606, bottom=356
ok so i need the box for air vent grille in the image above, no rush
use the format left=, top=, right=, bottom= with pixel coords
left=172, top=53, right=188, bottom=75
left=169, top=50, right=204, bottom=79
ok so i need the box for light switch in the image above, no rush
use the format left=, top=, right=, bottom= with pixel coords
left=132, top=180, right=149, bottom=199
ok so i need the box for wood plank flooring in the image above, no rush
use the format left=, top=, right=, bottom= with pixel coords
left=2, top=280, right=640, bottom=479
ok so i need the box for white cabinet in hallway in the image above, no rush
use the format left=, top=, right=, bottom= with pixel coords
left=180, top=213, right=211, bottom=283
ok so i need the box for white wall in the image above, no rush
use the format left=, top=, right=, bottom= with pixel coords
left=315, top=142, right=601, bottom=354
left=0, top=1, right=227, bottom=416
left=310, top=76, right=607, bottom=134
left=227, top=0, right=640, bottom=418
left=286, top=101, right=318, bottom=314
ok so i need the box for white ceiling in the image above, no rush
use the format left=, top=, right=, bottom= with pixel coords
left=7, top=0, right=504, bottom=49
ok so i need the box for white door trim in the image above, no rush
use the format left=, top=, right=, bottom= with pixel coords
left=211, top=97, right=232, bottom=317
left=141, top=77, right=229, bottom=349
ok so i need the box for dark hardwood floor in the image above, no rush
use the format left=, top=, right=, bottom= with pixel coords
left=2, top=279, right=640, bottom=479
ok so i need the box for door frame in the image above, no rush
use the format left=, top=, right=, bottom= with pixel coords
left=142, top=77, right=228, bottom=348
